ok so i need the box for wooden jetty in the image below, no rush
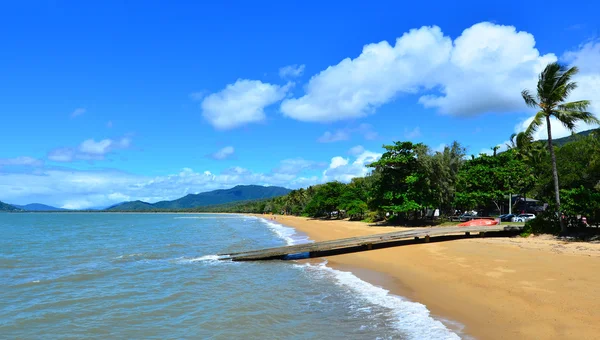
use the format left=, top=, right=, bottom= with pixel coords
left=221, top=225, right=524, bottom=261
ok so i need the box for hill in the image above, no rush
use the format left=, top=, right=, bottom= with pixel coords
left=0, top=201, right=21, bottom=212
left=546, top=128, right=598, bottom=147
left=13, top=203, right=65, bottom=211
left=107, top=185, right=291, bottom=211
left=106, top=200, right=156, bottom=212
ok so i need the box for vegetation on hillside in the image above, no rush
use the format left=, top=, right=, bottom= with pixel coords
left=0, top=201, right=22, bottom=212
left=107, top=185, right=291, bottom=211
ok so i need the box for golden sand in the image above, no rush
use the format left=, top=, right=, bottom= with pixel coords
left=255, top=215, right=600, bottom=340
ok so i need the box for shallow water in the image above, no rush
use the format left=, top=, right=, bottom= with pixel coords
left=0, top=213, right=459, bottom=339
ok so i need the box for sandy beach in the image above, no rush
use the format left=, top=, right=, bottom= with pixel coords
left=256, top=214, right=600, bottom=340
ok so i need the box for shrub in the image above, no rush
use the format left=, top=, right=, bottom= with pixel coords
left=523, top=211, right=561, bottom=235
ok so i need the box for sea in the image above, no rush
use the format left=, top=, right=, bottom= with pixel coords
left=0, top=213, right=461, bottom=339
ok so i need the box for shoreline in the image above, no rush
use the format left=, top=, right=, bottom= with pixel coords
left=253, top=214, right=600, bottom=340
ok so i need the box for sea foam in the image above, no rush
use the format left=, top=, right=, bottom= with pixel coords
left=258, top=218, right=461, bottom=340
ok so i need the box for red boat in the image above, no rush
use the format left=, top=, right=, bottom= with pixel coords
left=457, top=219, right=499, bottom=227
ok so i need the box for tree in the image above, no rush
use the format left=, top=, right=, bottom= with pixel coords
left=304, top=182, right=347, bottom=218
left=455, top=151, right=534, bottom=214
left=368, top=141, right=427, bottom=219
left=521, top=62, right=599, bottom=233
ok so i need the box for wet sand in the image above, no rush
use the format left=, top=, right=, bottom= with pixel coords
left=257, top=214, right=600, bottom=340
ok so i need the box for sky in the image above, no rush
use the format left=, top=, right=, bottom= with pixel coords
left=1, top=0, right=600, bottom=209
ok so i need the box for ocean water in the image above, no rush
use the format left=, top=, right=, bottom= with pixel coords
left=0, top=213, right=460, bottom=339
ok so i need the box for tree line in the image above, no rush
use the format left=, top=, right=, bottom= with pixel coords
left=209, top=62, right=600, bottom=233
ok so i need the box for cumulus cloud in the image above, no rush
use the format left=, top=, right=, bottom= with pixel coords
left=562, top=41, right=600, bottom=118
left=209, top=146, right=235, bottom=160
left=1, top=149, right=377, bottom=209
left=510, top=41, right=600, bottom=141
left=201, top=79, right=291, bottom=129
left=317, top=124, right=378, bottom=143
left=71, top=108, right=86, bottom=118
left=279, top=64, right=305, bottom=79
left=322, top=149, right=381, bottom=183
left=0, top=156, right=43, bottom=167
left=280, top=22, right=557, bottom=122
left=0, top=162, right=325, bottom=209
left=47, top=137, right=132, bottom=162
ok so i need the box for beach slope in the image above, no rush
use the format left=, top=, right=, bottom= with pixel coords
left=262, top=215, right=600, bottom=340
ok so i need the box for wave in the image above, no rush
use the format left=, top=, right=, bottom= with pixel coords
left=176, top=255, right=231, bottom=264
left=173, top=215, right=251, bottom=219
left=298, top=261, right=461, bottom=339
left=256, top=217, right=460, bottom=339
left=258, top=218, right=312, bottom=246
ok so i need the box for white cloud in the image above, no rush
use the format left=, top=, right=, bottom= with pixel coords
left=47, top=137, right=132, bottom=162
left=404, top=127, right=421, bottom=139
left=317, top=123, right=378, bottom=143
left=322, top=150, right=381, bottom=183
left=210, top=146, right=235, bottom=160
left=514, top=115, right=597, bottom=141
left=279, top=64, right=305, bottom=79
left=280, top=22, right=558, bottom=122
left=201, top=79, right=291, bottom=129
left=512, top=41, right=600, bottom=141
left=562, top=41, right=600, bottom=118
left=71, top=108, right=86, bottom=118
left=2, top=150, right=379, bottom=208
left=0, top=156, right=43, bottom=167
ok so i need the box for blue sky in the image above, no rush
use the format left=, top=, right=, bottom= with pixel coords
left=1, top=1, right=599, bottom=209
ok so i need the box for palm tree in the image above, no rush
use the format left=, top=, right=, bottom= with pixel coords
left=521, top=62, right=599, bottom=233
left=491, top=145, right=500, bottom=156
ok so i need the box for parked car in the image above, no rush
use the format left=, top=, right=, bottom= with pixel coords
left=500, top=214, right=515, bottom=222
left=459, top=213, right=475, bottom=222
left=513, top=213, right=536, bottom=222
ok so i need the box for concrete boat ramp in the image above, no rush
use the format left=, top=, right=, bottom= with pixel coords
left=220, top=225, right=524, bottom=261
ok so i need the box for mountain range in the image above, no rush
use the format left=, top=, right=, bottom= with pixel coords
left=107, top=185, right=291, bottom=211
left=13, top=203, right=66, bottom=211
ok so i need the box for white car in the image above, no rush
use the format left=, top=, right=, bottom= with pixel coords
left=512, top=213, right=536, bottom=222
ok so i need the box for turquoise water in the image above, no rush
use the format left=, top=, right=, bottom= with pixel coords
left=0, top=213, right=459, bottom=339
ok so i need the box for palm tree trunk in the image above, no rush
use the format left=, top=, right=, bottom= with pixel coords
left=545, top=115, right=566, bottom=233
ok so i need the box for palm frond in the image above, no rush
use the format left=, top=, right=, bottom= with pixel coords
left=538, top=62, right=562, bottom=101
left=557, top=100, right=591, bottom=112
left=521, top=89, right=538, bottom=108
left=550, top=65, right=579, bottom=103
left=525, top=111, right=546, bottom=137
left=553, top=111, right=577, bottom=131
left=556, top=110, right=600, bottom=126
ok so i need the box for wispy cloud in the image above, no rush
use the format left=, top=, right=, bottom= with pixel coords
left=317, top=130, right=351, bottom=143
left=317, top=124, right=378, bottom=143
left=47, top=136, right=132, bottom=162
left=209, top=146, right=235, bottom=160
left=279, top=64, right=305, bottom=79
left=0, top=156, right=43, bottom=167
left=70, top=108, right=86, bottom=118
left=404, top=127, right=421, bottom=139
